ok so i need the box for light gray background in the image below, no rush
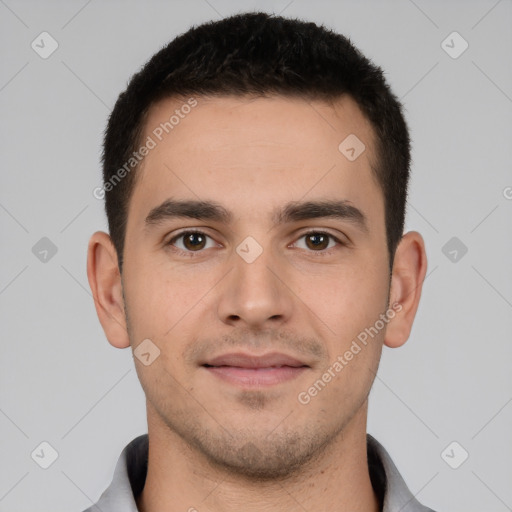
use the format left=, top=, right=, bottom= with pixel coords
left=1, top=0, right=511, bottom=511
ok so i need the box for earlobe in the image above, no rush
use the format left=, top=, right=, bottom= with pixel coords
left=384, top=231, right=428, bottom=349
left=86, top=231, right=130, bottom=349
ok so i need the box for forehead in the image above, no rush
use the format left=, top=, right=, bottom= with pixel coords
left=128, top=94, right=382, bottom=230
left=141, top=94, right=376, bottom=165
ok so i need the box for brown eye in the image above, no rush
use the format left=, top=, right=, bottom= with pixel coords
left=304, top=232, right=330, bottom=250
left=168, top=230, right=215, bottom=253
left=182, top=232, right=206, bottom=251
left=293, top=231, right=341, bottom=253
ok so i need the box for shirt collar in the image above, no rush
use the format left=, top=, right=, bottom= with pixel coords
left=83, top=433, right=435, bottom=512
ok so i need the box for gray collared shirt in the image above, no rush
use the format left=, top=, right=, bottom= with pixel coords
left=82, top=433, right=437, bottom=511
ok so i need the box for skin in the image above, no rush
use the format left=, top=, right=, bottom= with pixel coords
left=87, top=94, right=427, bottom=512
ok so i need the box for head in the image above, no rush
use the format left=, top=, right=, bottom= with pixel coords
left=88, top=12, right=427, bottom=479
left=99, top=12, right=411, bottom=274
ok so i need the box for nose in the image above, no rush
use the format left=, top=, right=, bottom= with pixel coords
left=216, top=242, right=294, bottom=329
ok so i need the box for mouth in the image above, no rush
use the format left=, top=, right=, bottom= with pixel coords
left=201, top=352, right=310, bottom=387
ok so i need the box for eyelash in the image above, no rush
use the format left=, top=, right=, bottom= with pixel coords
left=166, top=229, right=344, bottom=257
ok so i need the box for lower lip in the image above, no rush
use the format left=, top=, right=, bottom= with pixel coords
left=203, top=366, right=308, bottom=387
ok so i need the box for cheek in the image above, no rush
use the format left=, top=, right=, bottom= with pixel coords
left=306, top=269, right=387, bottom=405
left=123, top=261, right=176, bottom=335
left=295, top=260, right=389, bottom=343
left=123, top=256, right=220, bottom=348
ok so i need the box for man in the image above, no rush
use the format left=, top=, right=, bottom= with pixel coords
left=85, top=11, right=434, bottom=512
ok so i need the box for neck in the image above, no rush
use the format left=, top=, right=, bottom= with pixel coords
left=136, top=404, right=380, bottom=512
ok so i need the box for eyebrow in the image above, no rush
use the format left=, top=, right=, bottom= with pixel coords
left=144, top=198, right=368, bottom=233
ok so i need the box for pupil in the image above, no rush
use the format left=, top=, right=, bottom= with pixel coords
left=308, top=233, right=327, bottom=250
left=185, top=233, right=204, bottom=250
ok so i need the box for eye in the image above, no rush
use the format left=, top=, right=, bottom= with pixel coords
left=167, top=230, right=217, bottom=254
left=292, top=230, right=343, bottom=253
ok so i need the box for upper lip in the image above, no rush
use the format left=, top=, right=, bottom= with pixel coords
left=202, top=352, right=309, bottom=369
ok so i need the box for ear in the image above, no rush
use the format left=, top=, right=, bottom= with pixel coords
left=86, top=231, right=130, bottom=349
left=384, top=231, right=428, bottom=348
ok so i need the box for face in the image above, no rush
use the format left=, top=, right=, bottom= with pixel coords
left=120, top=94, right=392, bottom=478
